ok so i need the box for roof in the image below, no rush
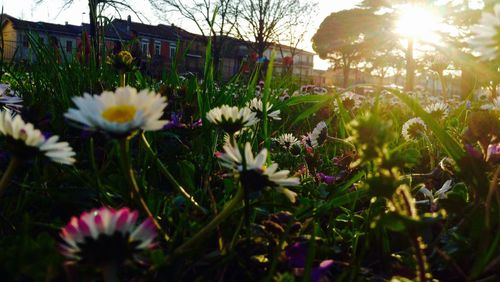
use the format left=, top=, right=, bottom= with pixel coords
left=268, top=43, right=315, bottom=55
left=1, top=14, right=81, bottom=37
left=103, top=19, right=202, bottom=42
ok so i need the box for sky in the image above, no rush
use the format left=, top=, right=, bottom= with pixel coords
left=0, top=0, right=364, bottom=70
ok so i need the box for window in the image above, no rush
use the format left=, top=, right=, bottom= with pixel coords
left=154, top=42, right=161, bottom=56
left=170, top=45, right=176, bottom=61
left=66, top=40, right=73, bottom=52
left=141, top=42, right=149, bottom=56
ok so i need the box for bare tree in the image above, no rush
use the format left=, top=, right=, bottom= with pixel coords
left=35, top=0, right=140, bottom=65
left=236, top=0, right=315, bottom=59
left=149, top=0, right=238, bottom=76
left=274, top=3, right=317, bottom=76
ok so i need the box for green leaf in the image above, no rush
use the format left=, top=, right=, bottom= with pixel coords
left=315, top=188, right=367, bottom=215
left=285, top=94, right=331, bottom=106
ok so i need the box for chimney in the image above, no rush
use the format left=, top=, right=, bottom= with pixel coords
left=65, top=21, right=68, bottom=25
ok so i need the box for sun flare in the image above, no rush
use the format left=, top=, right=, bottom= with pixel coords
left=395, top=5, right=443, bottom=44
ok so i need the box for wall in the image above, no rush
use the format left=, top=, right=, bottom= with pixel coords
left=1, top=20, right=17, bottom=60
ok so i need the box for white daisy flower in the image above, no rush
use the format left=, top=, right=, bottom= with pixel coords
left=301, top=133, right=318, bottom=149
left=59, top=207, right=157, bottom=262
left=301, top=121, right=328, bottom=149
left=480, top=97, right=500, bottom=111
left=64, top=86, right=168, bottom=137
left=334, top=91, right=364, bottom=112
left=416, top=180, right=454, bottom=205
left=273, top=133, right=300, bottom=150
left=0, top=84, right=23, bottom=112
left=313, top=86, right=328, bottom=95
left=312, top=121, right=328, bottom=141
left=217, top=142, right=300, bottom=202
left=424, top=102, right=450, bottom=119
left=468, top=4, right=500, bottom=61
left=246, top=98, right=281, bottom=120
left=402, top=117, right=427, bottom=142
left=0, top=110, right=75, bottom=164
left=206, top=105, right=258, bottom=134
left=430, top=54, right=449, bottom=72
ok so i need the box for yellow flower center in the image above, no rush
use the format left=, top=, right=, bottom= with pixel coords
left=101, top=105, right=136, bottom=123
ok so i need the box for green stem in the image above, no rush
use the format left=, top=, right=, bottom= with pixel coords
left=119, top=72, right=126, bottom=87
left=243, top=184, right=251, bottom=240
left=398, top=188, right=429, bottom=282
left=0, top=157, right=20, bottom=198
left=327, top=135, right=356, bottom=149
left=89, top=137, right=104, bottom=196
left=118, top=138, right=170, bottom=241
left=140, top=133, right=207, bottom=214
left=302, top=220, right=317, bottom=282
left=173, top=186, right=244, bottom=255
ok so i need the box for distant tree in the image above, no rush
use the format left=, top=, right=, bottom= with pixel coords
left=274, top=3, right=317, bottom=77
left=236, top=0, right=315, bottom=59
left=357, top=0, right=423, bottom=91
left=148, top=0, right=239, bottom=76
left=439, top=1, right=498, bottom=99
left=365, top=49, right=405, bottom=87
left=312, top=8, right=387, bottom=88
left=358, top=0, right=495, bottom=96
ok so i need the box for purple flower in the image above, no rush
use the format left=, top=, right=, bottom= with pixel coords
left=285, top=242, right=334, bottom=282
left=192, top=119, right=203, bottom=128
left=486, top=143, right=499, bottom=162
left=464, top=143, right=483, bottom=159
left=317, top=172, right=337, bottom=185
left=164, top=112, right=187, bottom=129
left=286, top=242, right=307, bottom=268
left=312, top=260, right=334, bottom=282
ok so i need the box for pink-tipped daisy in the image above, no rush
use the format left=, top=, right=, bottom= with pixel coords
left=59, top=207, right=157, bottom=264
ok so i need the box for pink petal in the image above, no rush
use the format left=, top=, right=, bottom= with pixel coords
left=78, top=218, right=91, bottom=237
left=115, top=208, right=130, bottom=231
left=94, top=214, right=105, bottom=234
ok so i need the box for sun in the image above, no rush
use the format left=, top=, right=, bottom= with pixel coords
left=395, top=5, right=443, bottom=44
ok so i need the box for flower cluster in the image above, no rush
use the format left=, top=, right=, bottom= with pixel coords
left=292, top=85, right=328, bottom=96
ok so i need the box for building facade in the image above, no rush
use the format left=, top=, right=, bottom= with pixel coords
left=1, top=15, right=316, bottom=82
